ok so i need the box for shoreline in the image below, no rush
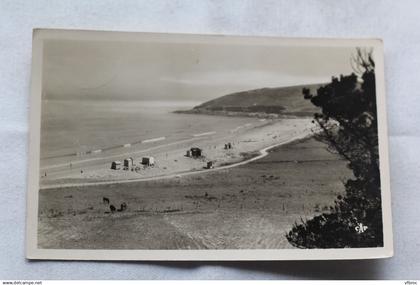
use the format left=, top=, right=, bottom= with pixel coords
left=39, top=117, right=316, bottom=189
left=173, top=109, right=315, bottom=119
left=40, top=131, right=314, bottom=190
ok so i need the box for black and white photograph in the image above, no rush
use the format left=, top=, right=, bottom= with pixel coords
left=26, top=29, right=392, bottom=260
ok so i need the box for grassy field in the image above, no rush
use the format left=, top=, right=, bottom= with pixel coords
left=38, top=137, right=351, bottom=249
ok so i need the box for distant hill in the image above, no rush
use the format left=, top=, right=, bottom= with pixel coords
left=175, top=84, right=324, bottom=118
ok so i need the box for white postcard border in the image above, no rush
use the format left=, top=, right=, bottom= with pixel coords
left=26, top=29, right=393, bottom=260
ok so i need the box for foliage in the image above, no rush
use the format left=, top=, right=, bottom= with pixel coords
left=286, top=48, right=383, bottom=248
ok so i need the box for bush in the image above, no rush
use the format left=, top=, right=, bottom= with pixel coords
left=286, top=48, right=383, bottom=248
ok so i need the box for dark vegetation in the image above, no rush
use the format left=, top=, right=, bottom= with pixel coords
left=286, top=48, right=383, bottom=248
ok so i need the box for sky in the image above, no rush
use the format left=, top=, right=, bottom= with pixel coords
left=42, top=38, right=357, bottom=102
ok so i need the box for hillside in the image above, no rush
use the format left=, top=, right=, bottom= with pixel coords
left=175, top=84, right=324, bottom=118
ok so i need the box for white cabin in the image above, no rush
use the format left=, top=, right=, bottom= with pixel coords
left=141, top=156, right=155, bottom=166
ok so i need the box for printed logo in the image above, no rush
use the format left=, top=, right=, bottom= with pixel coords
left=355, top=223, right=368, bottom=234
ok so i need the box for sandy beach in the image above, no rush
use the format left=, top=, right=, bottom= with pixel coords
left=38, top=137, right=351, bottom=249
left=40, top=117, right=315, bottom=188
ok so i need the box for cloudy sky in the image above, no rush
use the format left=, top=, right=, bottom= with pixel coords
left=43, top=38, right=356, bottom=102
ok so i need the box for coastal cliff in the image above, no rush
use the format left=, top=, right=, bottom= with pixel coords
left=175, top=84, right=323, bottom=118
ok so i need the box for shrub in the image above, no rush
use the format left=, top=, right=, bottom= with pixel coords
left=286, top=48, right=383, bottom=248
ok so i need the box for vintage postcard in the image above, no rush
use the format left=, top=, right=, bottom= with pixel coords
left=27, top=29, right=392, bottom=260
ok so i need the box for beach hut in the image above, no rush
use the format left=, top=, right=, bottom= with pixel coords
left=111, top=161, right=122, bottom=170
left=190, top=147, right=202, bottom=158
left=123, top=157, right=134, bottom=168
left=141, top=156, right=155, bottom=166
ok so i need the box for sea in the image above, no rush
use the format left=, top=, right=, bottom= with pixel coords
left=41, top=99, right=257, bottom=164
